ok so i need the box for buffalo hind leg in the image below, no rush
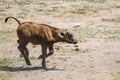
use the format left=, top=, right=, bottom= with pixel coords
left=17, top=40, right=23, bottom=57
left=19, top=48, right=29, bottom=58
left=46, top=45, right=54, bottom=58
left=18, top=42, right=31, bottom=66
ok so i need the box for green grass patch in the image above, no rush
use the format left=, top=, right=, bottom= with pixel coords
left=17, top=12, right=27, bottom=19
left=0, top=13, right=6, bottom=16
left=61, top=0, right=107, bottom=2
left=110, top=2, right=120, bottom=8
left=61, top=0, right=79, bottom=2
left=49, top=6, right=65, bottom=12
left=0, top=56, right=36, bottom=67
left=68, top=4, right=96, bottom=14
left=0, top=58, right=14, bottom=66
left=0, top=58, right=22, bottom=66
left=0, top=13, right=7, bottom=20
left=72, top=26, right=97, bottom=42
left=112, top=72, right=120, bottom=80
left=14, top=0, right=31, bottom=5
left=68, top=2, right=110, bottom=14
left=0, top=72, right=11, bottom=80
left=0, top=0, right=12, bottom=9
left=82, top=0, right=107, bottom=3
left=59, top=48, right=78, bottom=54
left=0, top=29, right=16, bottom=43
left=97, top=25, right=120, bottom=41
left=36, top=2, right=47, bottom=6
left=72, top=25, right=120, bottom=42
left=102, top=17, right=120, bottom=23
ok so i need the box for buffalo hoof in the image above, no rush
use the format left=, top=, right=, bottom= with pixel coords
left=26, top=62, right=31, bottom=66
left=42, top=66, right=47, bottom=70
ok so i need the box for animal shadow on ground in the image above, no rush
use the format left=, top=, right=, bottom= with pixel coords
left=0, top=66, right=64, bottom=72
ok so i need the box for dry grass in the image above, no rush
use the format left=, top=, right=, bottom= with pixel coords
left=0, top=0, right=120, bottom=80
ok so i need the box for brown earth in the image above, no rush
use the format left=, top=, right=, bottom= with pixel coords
left=0, top=0, right=120, bottom=80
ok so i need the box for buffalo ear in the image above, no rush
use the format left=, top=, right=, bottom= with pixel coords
left=58, top=32, right=65, bottom=38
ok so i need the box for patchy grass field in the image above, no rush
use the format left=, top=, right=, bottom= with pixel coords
left=0, top=0, right=120, bottom=80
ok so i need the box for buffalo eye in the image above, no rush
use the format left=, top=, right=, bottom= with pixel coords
left=60, top=33, right=64, bottom=36
left=58, top=32, right=65, bottom=38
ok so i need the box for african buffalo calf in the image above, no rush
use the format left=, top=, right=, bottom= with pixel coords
left=5, top=17, right=78, bottom=68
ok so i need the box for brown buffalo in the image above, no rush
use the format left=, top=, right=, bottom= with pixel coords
left=5, top=17, right=78, bottom=68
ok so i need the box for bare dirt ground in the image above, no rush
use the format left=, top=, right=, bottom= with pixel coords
left=0, top=0, right=120, bottom=80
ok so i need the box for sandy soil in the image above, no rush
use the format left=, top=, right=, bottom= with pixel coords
left=0, top=0, right=120, bottom=80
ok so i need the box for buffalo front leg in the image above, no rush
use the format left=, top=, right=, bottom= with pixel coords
left=41, top=45, right=47, bottom=68
left=46, top=45, right=54, bottom=58
left=38, top=44, right=54, bottom=59
left=18, top=43, right=31, bottom=66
